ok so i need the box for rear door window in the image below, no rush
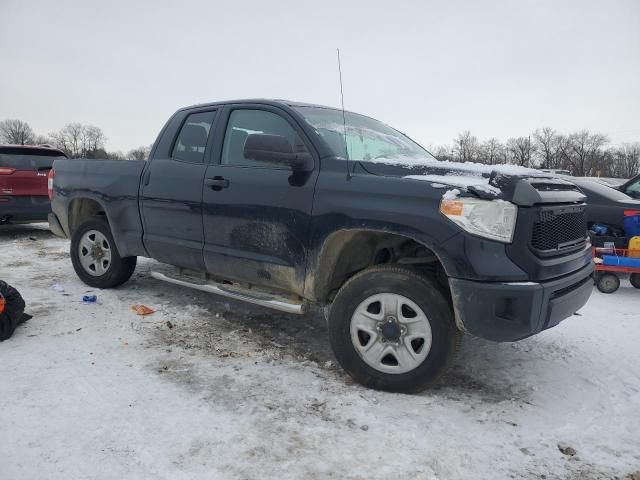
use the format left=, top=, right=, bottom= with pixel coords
left=171, top=111, right=216, bottom=163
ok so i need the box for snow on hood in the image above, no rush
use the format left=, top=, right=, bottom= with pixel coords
left=371, top=155, right=537, bottom=176
left=368, top=156, right=539, bottom=198
left=404, top=174, right=502, bottom=195
left=441, top=188, right=461, bottom=200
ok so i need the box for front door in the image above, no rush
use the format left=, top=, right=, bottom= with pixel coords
left=140, top=110, right=216, bottom=271
left=201, top=106, right=318, bottom=295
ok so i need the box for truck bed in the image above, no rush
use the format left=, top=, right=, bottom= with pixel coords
left=50, top=158, right=147, bottom=257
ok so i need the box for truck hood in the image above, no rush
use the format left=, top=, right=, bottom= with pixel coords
left=357, top=159, right=586, bottom=206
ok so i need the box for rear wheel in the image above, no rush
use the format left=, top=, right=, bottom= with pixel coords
left=630, top=273, right=640, bottom=289
left=596, top=273, right=620, bottom=294
left=0, top=281, right=25, bottom=341
left=327, top=265, right=459, bottom=393
left=70, top=216, right=136, bottom=288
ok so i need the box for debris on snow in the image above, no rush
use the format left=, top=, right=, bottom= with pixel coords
left=131, top=304, right=155, bottom=316
left=558, top=444, right=577, bottom=457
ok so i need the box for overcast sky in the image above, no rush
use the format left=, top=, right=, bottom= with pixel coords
left=1, top=0, right=638, bottom=153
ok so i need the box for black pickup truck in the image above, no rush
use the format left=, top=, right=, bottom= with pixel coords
left=49, top=99, right=594, bottom=392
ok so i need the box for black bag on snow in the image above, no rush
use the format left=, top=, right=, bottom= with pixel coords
left=0, top=281, right=26, bottom=341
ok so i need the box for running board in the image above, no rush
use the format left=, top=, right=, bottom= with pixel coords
left=150, top=271, right=306, bottom=315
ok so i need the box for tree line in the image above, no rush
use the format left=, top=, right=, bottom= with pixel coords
left=0, top=119, right=150, bottom=161
left=1, top=118, right=638, bottom=178
left=431, top=128, right=639, bottom=178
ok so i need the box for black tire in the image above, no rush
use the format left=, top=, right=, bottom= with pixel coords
left=596, top=273, right=620, bottom=294
left=327, top=265, right=460, bottom=393
left=0, top=281, right=26, bottom=341
left=630, top=273, right=640, bottom=289
left=70, top=216, right=136, bottom=289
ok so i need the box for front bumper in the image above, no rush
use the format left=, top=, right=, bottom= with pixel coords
left=449, top=263, right=594, bottom=342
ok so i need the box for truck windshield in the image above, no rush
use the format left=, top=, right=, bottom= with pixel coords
left=294, top=106, right=436, bottom=165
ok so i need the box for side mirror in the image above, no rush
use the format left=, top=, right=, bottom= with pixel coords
left=243, top=134, right=312, bottom=171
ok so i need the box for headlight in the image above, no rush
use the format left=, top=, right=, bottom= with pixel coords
left=440, top=197, right=517, bottom=243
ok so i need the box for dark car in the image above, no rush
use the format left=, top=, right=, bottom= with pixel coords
left=562, top=176, right=640, bottom=231
left=618, top=173, right=640, bottom=199
left=48, top=99, right=594, bottom=392
left=0, top=145, right=67, bottom=224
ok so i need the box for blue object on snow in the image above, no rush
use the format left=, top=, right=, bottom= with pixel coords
left=82, top=295, right=97, bottom=303
left=591, top=224, right=609, bottom=235
left=602, top=255, right=640, bottom=268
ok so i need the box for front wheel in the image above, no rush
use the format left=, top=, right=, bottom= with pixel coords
left=70, top=216, right=136, bottom=289
left=327, top=265, right=460, bottom=393
left=630, top=273, right=640, bottom=289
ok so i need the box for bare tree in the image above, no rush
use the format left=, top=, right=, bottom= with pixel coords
left=533, top=127, right=562, bottom=169
left=108, top=151, right=125, bottom=160
left=480, top=138, right=504, bottom=165
left=49, top=123, right=106, bottom=158
left=611, top=143, right=640, bottom=178
left=565, top=130, right=609, bottom=176
left=83, top=125, right=106, bottom=153
left=506, top=136, right=535, bottom=167
left=430, top=144, right=453, bottom=161
left=126, top=145, right=151, bottom=161
left=32, top=134, right=50, bottom=145
left=0, top=119, right=35, bottom=145
left=453, top=131, right=479, bottom=162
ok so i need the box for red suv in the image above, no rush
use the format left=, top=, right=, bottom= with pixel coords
left=0, top=145, right=67, bottom=224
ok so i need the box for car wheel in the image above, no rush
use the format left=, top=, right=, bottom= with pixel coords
left=0, top=281, right=25, bottom=341
left=630, top=273, right=640, bottom=289
left=596, top=272, right=620, bottom=294
left=327, top=265, right=460, bottom=393
left=70, top=216, right=136, bottom=289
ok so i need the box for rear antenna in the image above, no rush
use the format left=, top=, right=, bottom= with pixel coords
left=337, top=48, right=351, bottom=180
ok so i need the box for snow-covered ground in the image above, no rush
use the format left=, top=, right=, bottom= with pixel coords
left=1, top=224, right=639, bottom=480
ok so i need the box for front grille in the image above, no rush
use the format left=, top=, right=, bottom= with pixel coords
left=531, top=207, right=587, bottom=256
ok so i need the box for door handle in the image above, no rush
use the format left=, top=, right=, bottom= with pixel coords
left=205, top=176, right=229, bottom=190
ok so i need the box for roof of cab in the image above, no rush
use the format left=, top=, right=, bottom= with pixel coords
left=179, top=98, right=343, bottom=113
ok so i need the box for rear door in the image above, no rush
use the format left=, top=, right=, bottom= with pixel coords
left=201, top=105, right=318, bottom=295
left=140, top=109, right=217, bottom=271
